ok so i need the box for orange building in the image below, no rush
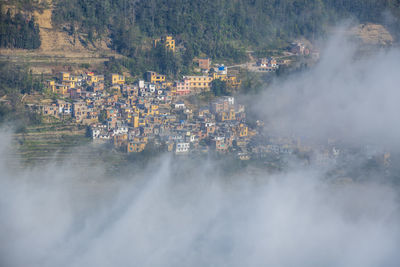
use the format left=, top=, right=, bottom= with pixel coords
left=197, top=58, right=211, bottom=70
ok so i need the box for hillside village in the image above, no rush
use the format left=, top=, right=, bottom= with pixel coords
left=39, top=74, right=253, bottom=156
left=33, top=36, right=294, bottom=158
left=30, top=35, right=388, bottom=167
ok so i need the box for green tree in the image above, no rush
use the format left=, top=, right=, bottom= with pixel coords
left=0, top=5, right=41, bottom=49
left=211, top=79, right=229, bottom=96
left=241, top=71, right=263, bottom=95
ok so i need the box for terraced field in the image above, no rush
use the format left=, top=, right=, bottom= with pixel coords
left=9, top=123, right=132, bottom=174
left=11, top=123, right=90, bottom=165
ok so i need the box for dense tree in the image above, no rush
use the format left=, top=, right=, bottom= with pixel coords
left=211, top=79, right=229, bottom=96
left=0, top=62, right=44, bottom=125
left=51, top=0, right=400, bottom=62
left=0, top=62, right=44, bottom=96
left=241, top=71, right=263, bottom=95
left=0, top=4, right=41, bottom=49
left=4, top=0, right=400, bottom=74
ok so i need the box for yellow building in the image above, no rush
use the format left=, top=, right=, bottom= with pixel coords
left=114, top=134, right=128, bottom=148
left=111, top=73, right=125, bottom=85
left=154, top=35, right=175, bottom=52
left=87, top=74, right=98, bottom=85
left=86, top=73, right=104, bottom=85
left=53, top=83, right=69, bottom=96
left=227, top=75, right=241, bottom=87
left=110, top=85, right=122, bottom=96
left=127, top=142, right=146, bottom=153
left=164, top=36, right=175, bottom=52
left=166, top=141, right=174, bottom=152
left=146, top=71, right=166, bottom=83
left=138, top=118, right=146, bottom=127
left=212, top=72, right=227, bottom=80
left=161, top=81, right=173, bottom=89
left=220, top=108, right=236, bottom=121
left=60, top=72, right=70, bottom=81
left=47, top=80, right=55, bottom=92
left=131, top=105, right=139, bottom=114
left=58, top=72, right=77, bottom=89
left=62, top=80, right=76, bottom=89
left=183, top=75, right=214, bottom=91
left=48, top=78, right=69, bottom=95
left=238, top=123, right=248, bottom=137
left=132, top=115, right=139, bottom=128
left=211, top=72, right=241, bottom=88
left=146, top=104, right=159, bottom=116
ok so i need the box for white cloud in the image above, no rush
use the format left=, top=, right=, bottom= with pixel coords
left=255, top=32, right=400, bottom=149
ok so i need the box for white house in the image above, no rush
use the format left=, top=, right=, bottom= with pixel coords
left=175, top=142, right=190, bottom=154
left=174, top=101, right=185, bottom=109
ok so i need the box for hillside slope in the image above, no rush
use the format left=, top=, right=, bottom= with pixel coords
left=0, top=0, right=124, bottom=74
left=33, top=1, right=111, bottom=53
left=52, top=0, right=400, bottom=58
left=351, top=23, right=394, bottom=46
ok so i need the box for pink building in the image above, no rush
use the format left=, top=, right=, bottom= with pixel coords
left=175, top=78, right=191, bottom=95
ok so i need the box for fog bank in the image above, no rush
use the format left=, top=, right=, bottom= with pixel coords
left=255, top=33, right=400, bottom=149
left=0, top=129, right=399, bottom=267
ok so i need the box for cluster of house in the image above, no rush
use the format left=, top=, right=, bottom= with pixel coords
left=36, top=34, right=327, bottom=160
left=90, top=94, right=252, bottom=154
left=38, top=63, right=251, bottom=155
left=290, top=42, right=320, bottom=60
left=37, top=68, right=390, bottom=166
left=39, top=66, right=333, bottom=160
left=290, top=42, right=310, bottom=55
left=256, top=57, right=279, bottom=72
left=45, top=59, right=240, bottom=98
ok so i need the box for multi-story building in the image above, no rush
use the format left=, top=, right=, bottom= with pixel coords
left=154, top=35, right=175, bottom=52
left=59, top=72, right=78, bottom=89
left=56, top=99, right=72, bottom=115
left=54, top=83, right=70, bottom=96
left=40, top=103, right=59, bottom=117
left=72, top=100, right=88, bottom=123
left=183, top=75, right=213, bottom=92
left=127, top=142, right=147, bottom=153
left=86, top=72, right=104, bottom=85
left=111, top=73, right=125, bottom=85
left=218, top=108, right=236, bottom=121
left=197, top=58, right=211, bottom=70
left=175, top=142, right=190, bottom=154
left=164, top=36, right=175, bottom=52
left=146, top=71, right=166, bottom=83
left=212, top=136, right=228, bottom=152
left=175, top=78, right=190, bottom=95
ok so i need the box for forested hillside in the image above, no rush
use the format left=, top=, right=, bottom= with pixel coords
left=0, top=3, right=41, bottom=49
left=2, top=0, right=400, bottom=55
left=2, top=0, right=400, bottom=77
left=52, top=0, right=400, bottom=56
